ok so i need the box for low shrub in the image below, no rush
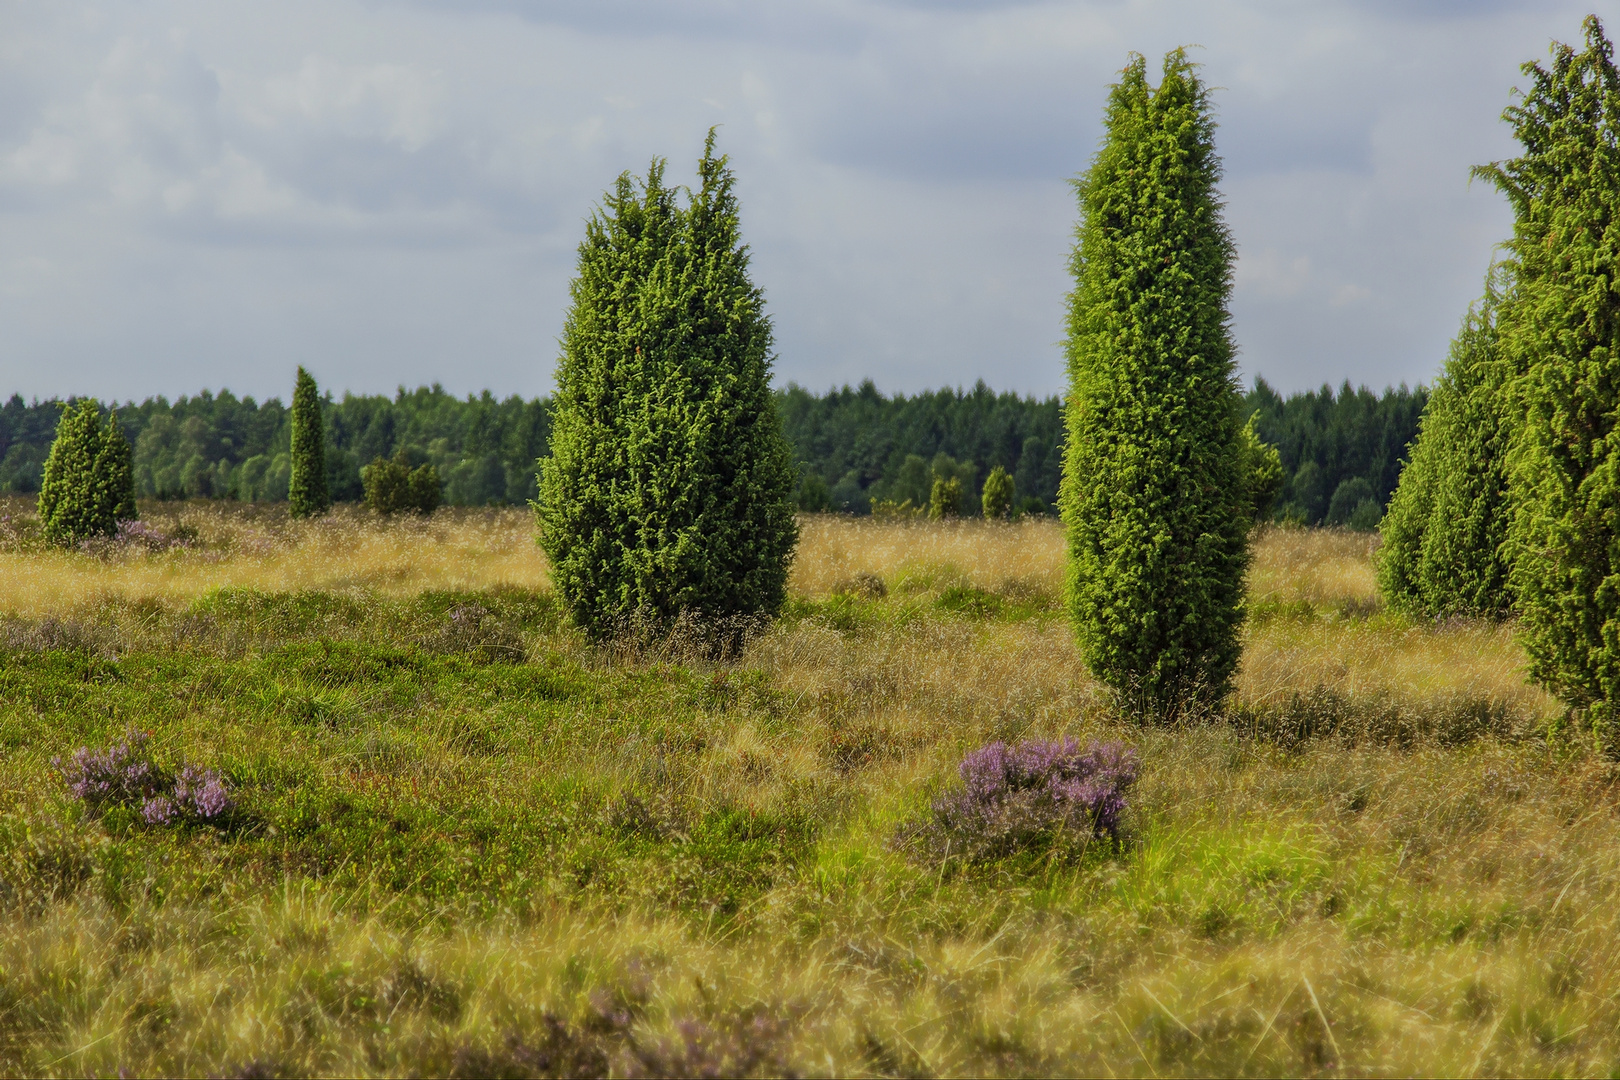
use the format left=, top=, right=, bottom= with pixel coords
left=55, top=730, right=234, bottom=827
left=362, top=449, right=443, bottom=516
left=904, top=738, right=1138, bottom=865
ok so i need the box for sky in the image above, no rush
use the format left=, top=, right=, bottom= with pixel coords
left=0, top=1, right=1605, bottom=403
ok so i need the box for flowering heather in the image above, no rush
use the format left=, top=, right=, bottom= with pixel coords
left=56, top=731, right=232, bottom=825
left=55, top=731, right=164, bottom=812
left=920, top=738, right=1139, bottom=862
left=172, top=765, right=232, bottom=820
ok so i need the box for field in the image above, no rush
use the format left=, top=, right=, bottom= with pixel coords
left=1, top=500, right=1614, bottom=1077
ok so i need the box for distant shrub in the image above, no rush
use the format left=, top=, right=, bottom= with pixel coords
left=55, top=730, right=233, bottom=827
left=797, top=472, right=831, bottom=512
left=288, top=366, right=330, bottom=519
left=928, top=476, right=963, bottom=519
left=1241, top=412, right=1284, bottom=521
left=981, top=465, right=1014, bottom=520
left=870, top=497, right=922, bottom=521
left=362, top=449, right=442, bottom=515
left=906, top=738, right=1138, bottom=864
left=38, top=401, right=136, bottom=545
left=1326, top=478, right=1378, bottom=529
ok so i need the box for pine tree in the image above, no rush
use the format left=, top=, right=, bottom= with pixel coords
left=1479, top=17, right=1620, bottom=717
left=537, top=131, right=798, bottom=642
left=1061, top=51, right=1251, bottom=718
left=288, top=367, right=330, bottom=518
left=1378, top=271, right=1517, bottom=618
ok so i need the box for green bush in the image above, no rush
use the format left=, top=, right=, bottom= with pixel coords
left=287, top=367, right=330, bottom=519
left=981, top=465, right=1015, bottom=520
left=1325, top=478, right=1376, bottom=528
left=1379, top=274, right=1517, bottom=618
left=1485, top=18, right=1620, bottom=716
left=536, top=132, right=798, bottom=642
left=797, top=472, right=831, bottom=513
left=362, top=449, right=442, bottom=515
left=1240, top=413, right=1284, bottom=522
left=1061, top=50, right=1251, bottom=718
left=37, top=401, right=136, bottom=544
left=929, top=476, right=963, bottom=519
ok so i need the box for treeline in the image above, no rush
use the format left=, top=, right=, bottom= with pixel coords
left=0, top=378, right=1427, bottom=520
left=784, top=377, right=1426, bottom=524
left=779, top=381, right=1065, bottom=515
left=0, top=387, right=550, bottom=507
left=1244, top=378, right=1427, bottom=527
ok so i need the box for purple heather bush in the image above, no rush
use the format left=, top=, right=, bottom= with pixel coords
left=914, top=737, right=1139, bottom=863
left=56, top=730, right=233, bottom=826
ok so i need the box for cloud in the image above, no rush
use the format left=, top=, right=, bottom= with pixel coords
left=0, top=0, right=1600, bottom=402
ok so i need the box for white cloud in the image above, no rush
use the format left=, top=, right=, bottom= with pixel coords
left=0, top=0, right=1600, bottom=401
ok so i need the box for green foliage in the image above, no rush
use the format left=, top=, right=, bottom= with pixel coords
left=537, top=133, right=799, bottom=641
left=1325, top=478, right=1376, bottom=528
left=1062, top=51, right=1250, bottom=716
left=777, top=381, right=1062, bottom=514
left=981, top=465, right=1015, bottom=520
left=37, top=401, right=134, bottom=545
left=288, top=368, right=330, bottom=519
left=928, top=476, right=963, bottom=519
left=362, top=450, right=443, bottom=516
left=1379, top=276, right=1517, bottom=617
left=1478, top=17, right=1620, bottom=716
left=101, top=412, right=136, bottom=522
left=796, top=471, right=831, bottom=512
left=1239, top=413, right=1284, bottom=522
left=1244, top=379, right=1427, bottom=524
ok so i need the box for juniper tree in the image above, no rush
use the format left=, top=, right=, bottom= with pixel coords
left=100, top=411, right=136, bottom=523
left=288, top=367, right=330, bottom=518
left=1061, top=50, right=1251, bottom=718
left=981, top=465, right=1015, bottom=520
left=537, top=131, right=798, bottom=642
left=1480, top=17, right=1620, bottom=717
left=39, top=401, right=109, bottom=544
left=1378, top=271, right=1517, bottom=618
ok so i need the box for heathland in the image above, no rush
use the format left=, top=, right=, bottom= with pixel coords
left=2, top=502, right=1613, bottom=1076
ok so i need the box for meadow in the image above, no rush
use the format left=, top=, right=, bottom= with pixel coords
left=0, top=498, right=1613, bottom=1077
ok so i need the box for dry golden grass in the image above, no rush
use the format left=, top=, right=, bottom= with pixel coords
left=789, top=514, right=1065, bottom=600
left=0, top=498, right=548, bottom=616
left=0, top=505, right=1612, bottom=1075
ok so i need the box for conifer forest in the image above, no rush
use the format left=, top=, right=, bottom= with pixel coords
left=6, top=15, right=1620, bottom=1080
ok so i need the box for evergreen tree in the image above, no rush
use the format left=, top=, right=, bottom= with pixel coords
left=981, top=465, right=1015, bottom=520
left=1379, top=272, right=1517, bottom=618
left=288, top=367, right=330, bottom=518
left=1482, top=18, right=1620, bottom=716
left=99, top=411, right=137, bottom=523
left=537, top=132, right=798, bottom=641
left=39, top=401, right=106, bottom=543
left=1061, top=50, right=1251, bottom=717
left=1240, top=412, right=1284, bottom=522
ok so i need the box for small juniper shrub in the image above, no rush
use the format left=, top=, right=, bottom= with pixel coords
left=902, top=738, right=1139, bottom=866
left=929, top=476, right=963, bottom=519
left=56, top=730, right=233, bottom=827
